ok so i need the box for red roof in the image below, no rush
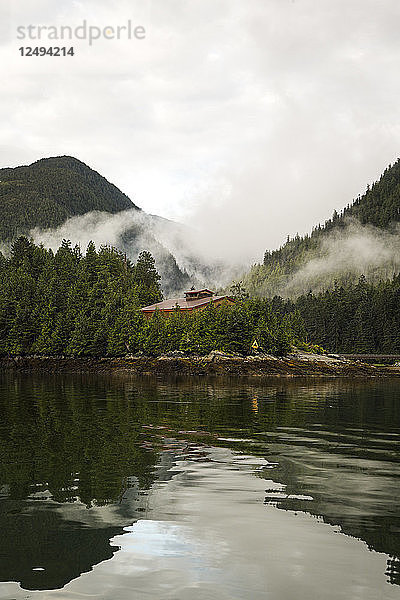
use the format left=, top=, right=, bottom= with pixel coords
left=185, top=288, right=213, bottom=295
left=141, top=295, right=233, bottom=313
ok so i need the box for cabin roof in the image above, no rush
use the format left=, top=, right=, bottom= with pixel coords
left=141, top=295, right=233, bottom=312
left=185, top=288, right=213, bottom=295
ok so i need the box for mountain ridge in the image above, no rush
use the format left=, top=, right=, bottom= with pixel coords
left=0, top=155, right=139, bottom=241
left=242, top=158, right=400, bottom=297
left=0, top=155, right=194, bottom=293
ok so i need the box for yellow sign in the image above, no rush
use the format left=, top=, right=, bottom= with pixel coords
left=251, top=339, right=259, bottom=350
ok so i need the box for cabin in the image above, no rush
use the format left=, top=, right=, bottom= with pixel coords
left=141, top=289, right=235, bottom=319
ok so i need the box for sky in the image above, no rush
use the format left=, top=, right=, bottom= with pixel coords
left=1, top=0, right=400, bottom=263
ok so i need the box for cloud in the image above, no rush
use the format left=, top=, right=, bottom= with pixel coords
left=29, top=210, right=137, bottom=252
left=28, top=209, right=243, bottom=292
left=1, top=0, right=400, bottom=263
left=284, top=219, right=400, bottom=296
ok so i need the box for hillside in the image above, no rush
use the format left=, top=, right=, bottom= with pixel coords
left=0, top=156, right=139, bottom=241
left=0, top=156, right=193, bottom=294
left=243, top=159, right=400, bottom=297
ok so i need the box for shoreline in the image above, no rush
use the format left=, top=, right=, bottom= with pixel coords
left=1, top=351, right=400, bottom=378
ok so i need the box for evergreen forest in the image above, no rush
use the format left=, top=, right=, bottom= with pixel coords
left=2, top=237, right=400, bottom=356
left=0, top=237, right=304, bottom=357
left=244, top=159, right=400, bottom=297
left=0, top=156, right=137, bottom=241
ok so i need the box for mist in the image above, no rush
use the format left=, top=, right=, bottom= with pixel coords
left=30, top=210, right=139, bottom=254
left=4, top=0, right=400, bottom=264
left=29, top=209, right=246, bottom=294
left=28, top=209, right=400, bottom=299
left=284, top=219, right=400, bottom=296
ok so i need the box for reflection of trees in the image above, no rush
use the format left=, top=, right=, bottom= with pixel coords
left=0, top=375, right=162, bottom=590
left=1, top=373, right=398, bottom=506
left=0, top=499, right=122, bottom=590
left=0, top=374, right=399, bottom=588
left=251, top=380, right=400, bottom=586
left=0, top=376, right=158, bottom=505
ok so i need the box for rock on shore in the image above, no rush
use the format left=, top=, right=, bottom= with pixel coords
left=1, top=350, right=399, bottom=377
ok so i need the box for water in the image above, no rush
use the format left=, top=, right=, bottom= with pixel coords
left=0, top=374, right=399, bottom=599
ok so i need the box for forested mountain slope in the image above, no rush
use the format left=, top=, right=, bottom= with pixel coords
left=0, top=156, right=138, bottom=241
left=0, top=156, right=194, bottom=294
left=243, top=159, right=400, bottom=297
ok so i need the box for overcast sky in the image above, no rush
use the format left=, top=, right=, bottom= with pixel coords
left=2, top=0, right=400, bottom=262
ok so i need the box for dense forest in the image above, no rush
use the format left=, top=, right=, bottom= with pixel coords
left=2, top=237, right=400, bottom=355
left=0, top=238, right=304, bottom=357
left=0, top=156, right=137, bottom=241
left=232, top=274, right=400, bottom=354
left=243, top=159, right=400, bottom=297
left=294, top=275, right=400, bottom=353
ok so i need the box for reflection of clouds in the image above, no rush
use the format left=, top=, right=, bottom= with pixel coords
left=1, top=444, right=399, bottom=599
left=120, top=521, right=194, bottom=558
left=54, top=448, right=400, bottom=598
left=113, top=520, right=221, bottom=581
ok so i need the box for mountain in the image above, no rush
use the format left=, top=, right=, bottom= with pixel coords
left=243, top=159, right=400, bottom=297
left=0, top=156, right=139, bottom=241
left=344, top=159, right=400, bottom=227
left=0, top=156, right=198, bottom=294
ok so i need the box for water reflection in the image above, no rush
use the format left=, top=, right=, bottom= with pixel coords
left=0, top=374, right=399, bottom=595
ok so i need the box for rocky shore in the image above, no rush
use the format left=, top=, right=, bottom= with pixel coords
left=1, top=350, right=400, bottom=377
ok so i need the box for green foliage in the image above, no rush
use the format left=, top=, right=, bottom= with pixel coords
left=0, top=237, right=157, bottom=357
left=294, top=274, right=400, bottom=353
left=7, top=235, right=400, bottom=356
left=243, top=159, right=400, bottom=297
left=139, top=299, right=301, bottom=357
left=134, top=251, right=162, bottom=306
left=229, top=281, right=249, bottom=300
left=0, top=235, right=327, bottom=357
left=0, top=156, right=137, bottom=241
left=253, top=316, right=291, bottom=357
left=296, top=341, right=327, bottom=354
left=0, top=240, right=305, bottom=357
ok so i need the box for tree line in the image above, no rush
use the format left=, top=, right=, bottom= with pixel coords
left=232, top=275, right=400, bottom=355
left=2, top=237, right=399, bottom=356
left=294, top=275, right=400, bottom=353
left=0, top=237, right=305, bottom=357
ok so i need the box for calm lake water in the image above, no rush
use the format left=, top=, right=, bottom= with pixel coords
left=0, top=373, right=399, bottom=600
